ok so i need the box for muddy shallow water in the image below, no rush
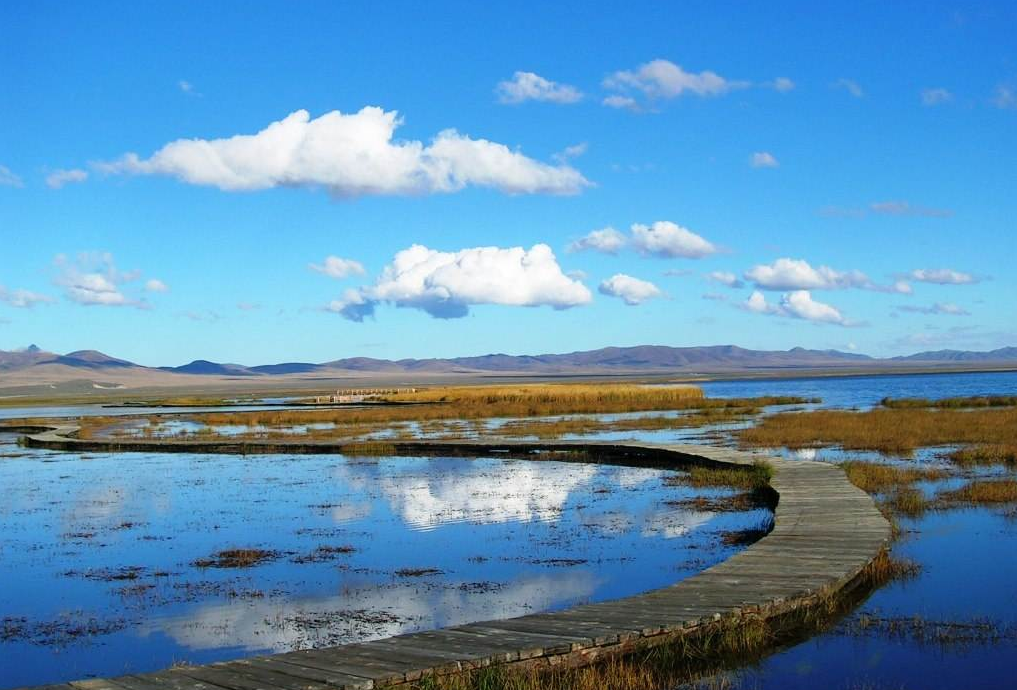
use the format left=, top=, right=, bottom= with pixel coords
left=0, top=435, right=766, bottom=688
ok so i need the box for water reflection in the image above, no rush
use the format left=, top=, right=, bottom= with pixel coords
left=147, top=571, right=599, bottom=653
left=0, top=437, right=762, bottom=688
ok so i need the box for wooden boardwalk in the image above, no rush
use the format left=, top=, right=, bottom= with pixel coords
left=14, top=429, right=891, bottom=690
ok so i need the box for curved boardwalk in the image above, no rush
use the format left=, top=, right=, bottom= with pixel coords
left=15, top=428, right=891, bottom=690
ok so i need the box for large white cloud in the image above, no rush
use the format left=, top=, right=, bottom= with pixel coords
left=907, top=268, right=979, bottom=285
left=745, top=258, right=910, bottom=293
left=630, top=221, right=718, bottom=258
left=744, top=289, right=853, bottom=326
left=496, top=71, right=582, bottom=104
left=598, top=274, right=663, bottom=305
left=98, top=108, right=589, bottom=198
left=328, top=243, right=592, bottom=321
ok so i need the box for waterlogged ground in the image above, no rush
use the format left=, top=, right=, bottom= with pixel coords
left=0, top=434, right=767, bottom=689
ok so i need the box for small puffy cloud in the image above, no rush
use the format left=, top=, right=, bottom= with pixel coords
left=706, top=271, right=744, bottom=289
left=310, top=255, right=367, bottom=279
left=921, top=87, right=953, bottom=106
left=833, top=78, right=864, bottom=98
left=992, top=85, right=1016, bottom=110
left=602, top=95, right=639, bottom=111
left=745, top=257, right=908, bottom=293
left=567, top=227, right=627, bottom=255
left=144, top=278, right=169, bottom=293
left=0, top=165, right=23, bottom=188
left=907, top=268, right=979, bottom=285
left=97, top=108, right=589, bottom=198
left=46, top=168, right=89, bottom=189
left=496, top=71, right=582, bottom=104
left=896, top=302, right=970, bottom=316
left=0, top=285, right=54, bottom=308
left=54, top=252, right=148, bottom=308
left=330, top=244, right=591, bottom=321
left=750, top=152, right=779, bottom=168
left=630, top=221, right=717, bottom=259
left=743, top=289, right=853, bottom=326
left=770, top=77, right=795, bottom=92
left=178, top=80, right=200, bottom=96
left=598, top=274, right=663, bottom=305
left=553, top=142, right=588, bottom=163
left=603, top=60, right=748, bottom=102
left=870, top=200, right=952, bottom=218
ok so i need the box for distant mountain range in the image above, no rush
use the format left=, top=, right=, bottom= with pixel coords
left=2, top=344, right=1016, bottom=393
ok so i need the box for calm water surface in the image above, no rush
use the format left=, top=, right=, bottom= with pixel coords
left=0, top=435, right=764, bottom=689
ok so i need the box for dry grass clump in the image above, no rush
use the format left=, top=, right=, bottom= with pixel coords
left=939, top=479, right=1017, bottom=505
left=340, top=440, right=397, bottom=456
left=949, top=444, right=1017, bottom=467
left=192, top=549, right=281, bottom=568
left=492, top=408, right=756, bottom=440
left=384, top=383, right=705, bottom=412
left=738, top=407, right=1017, bottom=454
left=882, top=395, right=1017, bottom=409
left=672, top=461, right=774, bottom=491
left=841, top=461, right=949, bottom=493
left=883, top=487, right=930, bottom=518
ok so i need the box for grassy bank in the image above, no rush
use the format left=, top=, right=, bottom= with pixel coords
left=738, top=407, right=1017, bottom=456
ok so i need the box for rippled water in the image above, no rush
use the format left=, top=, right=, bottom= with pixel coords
left=0, top=434, right=765, bottom=688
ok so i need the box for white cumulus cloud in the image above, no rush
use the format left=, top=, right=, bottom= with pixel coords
left=0, top=285, right=54, bottom=308
left=604, top=59, right=748, bottom=101
left=97, top=108, right=589, bottom=198
left=630, top=221, right=717, bottom=259
left=707, top=271, right=744, bottom=289
left=46, top=168, right=88, bottom=189
left=743, top=289, right=853, bottom=326
left=567, top=227, right=627, bottom=254
left=598, top=274, right=663, bottom=305
left=745, top=258, right=909, bottom=293
left=602, top=94, right=639, bottom=110
left=144, top=278, right=169, bottom=293
left=310, top=255, right=367, bottom=279
left=328, top=244, right=591, bottom=321
left=907, top=268, right=979, bottom=285
left=750, top=152, right=779, bottom=168
left=496, top=71, right=582, bottom=104
left=54, top=252, right=149, bottom=308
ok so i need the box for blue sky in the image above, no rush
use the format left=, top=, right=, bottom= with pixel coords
left=1, top=1, right=1015, bottom=366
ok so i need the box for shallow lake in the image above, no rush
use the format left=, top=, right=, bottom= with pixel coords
left=0, top=435, right=766, bottom=688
